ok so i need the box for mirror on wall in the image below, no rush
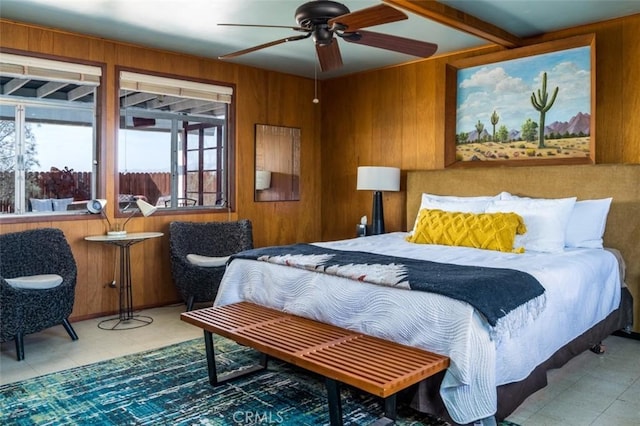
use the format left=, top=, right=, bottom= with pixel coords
left=254, top=124, right=300, bottom=202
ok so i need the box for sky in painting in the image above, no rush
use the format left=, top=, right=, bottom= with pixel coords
left=456, top=46, right=591, bottom=134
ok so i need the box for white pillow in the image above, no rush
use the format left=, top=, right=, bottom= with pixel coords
left=499, top=192, right=515, bottom=200
left=565, top=198, right=612, bottom=249
left=410, top=192, right=507, bottom=233
left=420, top=192, right=509, bottom=205
left=421, top=197, right=490, bottom=213
left=186, top=254, right=230, bottom=267
left=486, top=197, right=577, bottom=253
left=5, top=274, right=63, bottom=290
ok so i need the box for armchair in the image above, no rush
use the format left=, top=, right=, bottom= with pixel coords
left=0, top=228, right=79, bottom=361
left=169, top=220, right=253, bottom=311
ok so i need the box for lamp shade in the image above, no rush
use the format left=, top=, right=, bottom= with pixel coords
left=255, top=170, right=272, bottom=190
left=356, top=166, right=400, bottom=192
left=136, top=198, right=157, bottom=217
left=87, top=199, right=107, bottom=214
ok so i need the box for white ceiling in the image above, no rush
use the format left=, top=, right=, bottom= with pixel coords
left=2, top=0, right=640, bottom=79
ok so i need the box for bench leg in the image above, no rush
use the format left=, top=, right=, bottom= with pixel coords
left=204, top=330, right=218, bottom=386
left=382, top=395, right=397, bottom=424
left=203, top=330, right=269, bottom=386
left=325, top=377, right=396, bottom=426
left=325, top=379, right=398, bottom=426
left=363, top=396, right=397, bottom=426
left=325, top=378, right=343, bottom=426
left=364, top=395, right=397, bottom=426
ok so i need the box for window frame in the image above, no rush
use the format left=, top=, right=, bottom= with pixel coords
left=184, top=122, right=225, bottom=206
left=0, top=49, right=105, bottom=223
left=115, top=67, right=235, bottom=217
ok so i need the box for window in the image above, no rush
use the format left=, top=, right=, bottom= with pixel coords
left=118, top=71, right=233, bottom=211
left=0, top=53, right=101, bottom=216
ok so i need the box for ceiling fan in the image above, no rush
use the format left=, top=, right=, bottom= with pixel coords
left=218, top=1, right=438, bottom=72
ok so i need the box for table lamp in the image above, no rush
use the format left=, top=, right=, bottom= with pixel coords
left=87, top=198, right=157, bottom=237
left=87, top=198, right=114, bottom=232
left=356, top=166, right=400, bottom=235
left=116, top=199, right=157, bottom=236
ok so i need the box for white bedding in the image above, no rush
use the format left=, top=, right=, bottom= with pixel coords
left=215, top=232, right=621, bottom=424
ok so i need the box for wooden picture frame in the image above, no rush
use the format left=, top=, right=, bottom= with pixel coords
left=445, top=34, right=595, bottom=167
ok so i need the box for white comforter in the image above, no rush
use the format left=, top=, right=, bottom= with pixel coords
left=215, top=233, right=621, bottom=424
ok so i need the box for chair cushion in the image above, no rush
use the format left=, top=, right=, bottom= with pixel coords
left=186, top=254, right=229, bottom=267
left=51, top=197, right=74, bottom=211
left=5, top=274, right=64, bottom=290
left=30, top=198, right=53, bottom=212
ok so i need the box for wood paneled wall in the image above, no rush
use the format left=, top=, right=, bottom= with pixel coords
left=0, top=20, right=322, bottom=319
left=320, top=14, right=640, bottom=242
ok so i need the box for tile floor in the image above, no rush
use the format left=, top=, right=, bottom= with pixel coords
left=1, top=304, right=639, bottom=425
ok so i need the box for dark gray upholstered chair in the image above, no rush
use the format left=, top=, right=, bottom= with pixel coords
left=169, top=220, right=253, bottom=311
left=0, top=228, right=79, bottom=361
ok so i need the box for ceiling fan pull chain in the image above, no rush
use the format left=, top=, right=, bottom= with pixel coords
left=313, top=64, right=319, bottom=104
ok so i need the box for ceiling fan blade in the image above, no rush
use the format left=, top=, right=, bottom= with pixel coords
left=316, top=39, right=343, bottom=72
left=328, top=4, right=407, bottom=31
left=343, top=30, right=438, bottom=58
left=218, top=23, right=307, bottom=32
left=218, top=34, right=310, bottom=60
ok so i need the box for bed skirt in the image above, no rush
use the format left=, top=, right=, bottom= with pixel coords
left=409, top=287, right=634, bottom=425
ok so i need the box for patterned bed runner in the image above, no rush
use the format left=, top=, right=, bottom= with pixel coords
left=230, top=244, right=545, bottom=328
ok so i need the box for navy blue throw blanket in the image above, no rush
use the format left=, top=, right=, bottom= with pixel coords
left=230, top=244, right=545, bottom=327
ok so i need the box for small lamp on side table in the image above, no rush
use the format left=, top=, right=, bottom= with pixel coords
left=116, top=199, right=157, bottom=236
left=87, top=198, right=157, bottom=236
left=356, top=166, right=401, bottom=235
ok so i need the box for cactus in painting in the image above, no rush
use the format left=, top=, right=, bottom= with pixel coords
left=475, top=120, right=484, bottom=141
left=531, top=72, right=559, bottom=148
left=490, top=110, right=499, bottom=141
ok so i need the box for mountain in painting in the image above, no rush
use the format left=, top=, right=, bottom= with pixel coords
left=545, top=112, right=590, bottom=136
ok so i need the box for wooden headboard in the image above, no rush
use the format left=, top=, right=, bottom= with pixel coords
left=407, top=164, right=639, bottom=333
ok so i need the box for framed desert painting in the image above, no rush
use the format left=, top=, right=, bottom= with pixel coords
left=445, top=34, right=595, bottom=167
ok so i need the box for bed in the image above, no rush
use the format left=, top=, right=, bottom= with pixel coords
left=215, top=164, right=638, bottom=425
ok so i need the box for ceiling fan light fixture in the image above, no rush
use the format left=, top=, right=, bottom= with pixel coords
left=312, top=26, right=333, bottom=45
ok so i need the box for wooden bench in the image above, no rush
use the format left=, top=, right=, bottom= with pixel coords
left=181, top=302, right=450, bottom=425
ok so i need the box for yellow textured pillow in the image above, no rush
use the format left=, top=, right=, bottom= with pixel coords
left=406, top=209, right=527, bottom=253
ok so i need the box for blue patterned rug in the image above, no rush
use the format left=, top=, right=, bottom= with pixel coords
left=0, top=337, right=519, bottom=425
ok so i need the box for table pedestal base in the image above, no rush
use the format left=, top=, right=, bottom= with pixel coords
left=98, top=315, right=153, bottom=330
left=85, top=232, right=164, bottom=332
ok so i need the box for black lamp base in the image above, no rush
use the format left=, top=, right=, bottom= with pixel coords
left=371, top=191, right=385, bottom=235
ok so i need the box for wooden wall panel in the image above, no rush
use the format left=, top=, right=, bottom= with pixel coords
left=0, top=20, right=29, bottom=48
left=593, top=21, right=624, bottom=163
left=622, top=16, right=640, bottom=161
left=0, top=20, right=321, bottom=320
left=321, top=14, right=640, bottom=241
